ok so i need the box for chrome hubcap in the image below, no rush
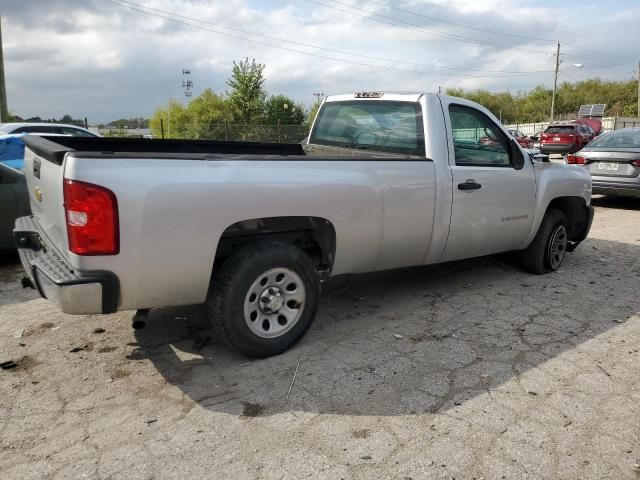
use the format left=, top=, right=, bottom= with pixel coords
left=548, top=224, right=567, bottom=270
left=259, top=287, right=285, bottom=313
left=244, top=268, right=306, bottom=338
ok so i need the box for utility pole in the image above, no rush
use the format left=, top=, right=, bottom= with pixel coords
left=313, top=92, right=324, bottom=106
left=550, top=42, right=560, bottom=123
left=637, top=60, right=639, bottom=118
left=0, top=16, right=9, bottom=122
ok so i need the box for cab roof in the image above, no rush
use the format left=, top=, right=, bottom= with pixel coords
left=324, top=92, right=429, bottom=103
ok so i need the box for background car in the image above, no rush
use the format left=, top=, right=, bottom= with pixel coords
left=0, top=122, right=98, bottom=137
left=574, top=118, right=602, bottom=136
left=539, top=123, right=594, bottom=154
left=566, top=127, right=640, bottom=197
left=508, top=129, right=534, bottom=149
left=0, top=162, right=29, bottom=251
left=531, top=131, right=544, bottom=149
left=0, top=124, right=99, bottom=171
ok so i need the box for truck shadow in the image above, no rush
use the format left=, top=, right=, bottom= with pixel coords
left=132, top=237, right=639, bottom=417
left=591, top=195, right=640, bottom=211
left=0, top=251, right=40, bottom=307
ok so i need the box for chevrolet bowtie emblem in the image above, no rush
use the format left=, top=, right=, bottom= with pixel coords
left=34, top=186, right=43, bottom=202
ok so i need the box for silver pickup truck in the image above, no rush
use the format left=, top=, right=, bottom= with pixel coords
left=14, top=92, right=594, bottom=357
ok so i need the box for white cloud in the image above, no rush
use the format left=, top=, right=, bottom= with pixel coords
left=2, top=0, right=637, bottom=122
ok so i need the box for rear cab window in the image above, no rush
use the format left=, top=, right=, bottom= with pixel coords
left=309, top=101, right=425, bottom=157
left=545, top=126, right=577, bottom=134
left=588, top=131, right=640, bottom=148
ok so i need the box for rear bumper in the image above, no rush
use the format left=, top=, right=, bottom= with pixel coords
left=540, top=143, right=578, bottom=154
left=13, top=216, right=119, bottom=314
left=592, top=181, right=640, bottom=198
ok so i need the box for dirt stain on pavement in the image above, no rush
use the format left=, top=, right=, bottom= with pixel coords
left=241, top=402, right=265, bottom=418
left=24, top=322, right=56, bottom=337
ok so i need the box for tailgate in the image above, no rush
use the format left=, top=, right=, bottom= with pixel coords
left=542, top=132, right=576, bottom=144
left=22, top=142, right=69, bottom=257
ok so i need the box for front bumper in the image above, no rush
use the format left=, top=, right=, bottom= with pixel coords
left=13, top=216, right=119, bottom=314
left=592, top=181, right=640, bottom=198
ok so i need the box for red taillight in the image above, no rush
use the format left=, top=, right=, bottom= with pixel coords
left=631, top=160, right=640, bottom=167
left=566, top=155, right=587, bottom=165
left=63, top=179, right=119, bottom=255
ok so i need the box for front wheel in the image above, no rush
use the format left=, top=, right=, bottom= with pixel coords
left=521, top=209, right=568, bottom=274
left=206, top=241, right=320, bottom=357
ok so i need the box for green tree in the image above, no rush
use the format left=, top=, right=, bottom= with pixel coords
left=305, top=102, right=321, bottom=132
left=226, top=58, right=267, bottom=123
left=263, top=95, right=305, bottom=125
left=149, top=89, right=240, bottom=139
left=447, top=78, right=638, bottom=124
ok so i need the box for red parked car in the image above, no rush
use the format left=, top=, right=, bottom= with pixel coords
left=539, top=123, right=597, bottom=154
left=508, top=129, right=534, bottom=149
left=481, top=129, right=534, bottom=149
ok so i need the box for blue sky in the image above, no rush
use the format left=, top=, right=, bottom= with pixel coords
left=3, top=0, right=639, bottom=122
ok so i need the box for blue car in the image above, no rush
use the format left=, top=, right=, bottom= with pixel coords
left=0, top=133, right=26, bottom=170
left=0, top=134, right=29, bottom=250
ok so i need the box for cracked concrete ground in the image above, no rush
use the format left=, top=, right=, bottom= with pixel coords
left=1, top=196, right=639, bottom=480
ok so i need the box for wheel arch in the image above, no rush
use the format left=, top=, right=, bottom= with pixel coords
left=212, top=216, right=337, bottom=280
left=544, top=196, right=591, bottom=242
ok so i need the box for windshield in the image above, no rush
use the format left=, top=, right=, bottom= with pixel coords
left=587, top=130, right=640, bottom=148
left=309, top=101, right=424, bottom=156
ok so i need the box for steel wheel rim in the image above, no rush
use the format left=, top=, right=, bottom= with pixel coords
left=547, top=224, right=567, bottom=270
left=243, top=267, right=306, bottom=339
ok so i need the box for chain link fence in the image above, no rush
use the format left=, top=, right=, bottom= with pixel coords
left=97, top=123, right=309, bottom=143
left=155, top=123, right=309, bottom=143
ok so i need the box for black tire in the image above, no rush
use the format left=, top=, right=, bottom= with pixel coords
left=521, top=209, right=568, bottom=274
left=207, top=241, right=319, bottom=358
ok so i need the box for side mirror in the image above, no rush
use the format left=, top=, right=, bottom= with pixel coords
left=511, top=139, right=525, bottom=170
left=530, top=152, right=550, bottom=163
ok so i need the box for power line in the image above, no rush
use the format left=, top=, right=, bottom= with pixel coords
left=105, top=0, right=550, bottom=78
left=365, top=0, right=631, bottom=62
left=305, top=0, right=552, bottom=56
left=109, top=0, right=550, bottom=76
left=559, top=71, right=580, bottom=83
left=305, top=0, right=624, bottom=68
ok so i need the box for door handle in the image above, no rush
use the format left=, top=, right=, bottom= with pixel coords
left=458, top=180, right=482, bottom=190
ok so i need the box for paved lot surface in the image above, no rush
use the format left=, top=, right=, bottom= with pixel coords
left=1, top=196, right=639, bottom=480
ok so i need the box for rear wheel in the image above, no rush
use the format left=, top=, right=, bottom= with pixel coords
left=521, top=209, right=568, bottom=274
left=207, top=241, right=319, bottom=357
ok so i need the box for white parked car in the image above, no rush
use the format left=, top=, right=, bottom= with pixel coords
left=0, top=123, right=98, bottom=137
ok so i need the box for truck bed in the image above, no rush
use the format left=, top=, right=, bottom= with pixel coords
left=22, top=136, right=415, bottom=164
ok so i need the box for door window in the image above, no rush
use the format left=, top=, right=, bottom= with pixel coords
left=14, top=125, right=64, bottom=134
left=61, top=127, right=96, bottom=137
left=449, top=105, right=511, bottom=167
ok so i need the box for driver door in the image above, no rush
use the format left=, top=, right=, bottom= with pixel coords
left=440, top=102, right=536, bottom=262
